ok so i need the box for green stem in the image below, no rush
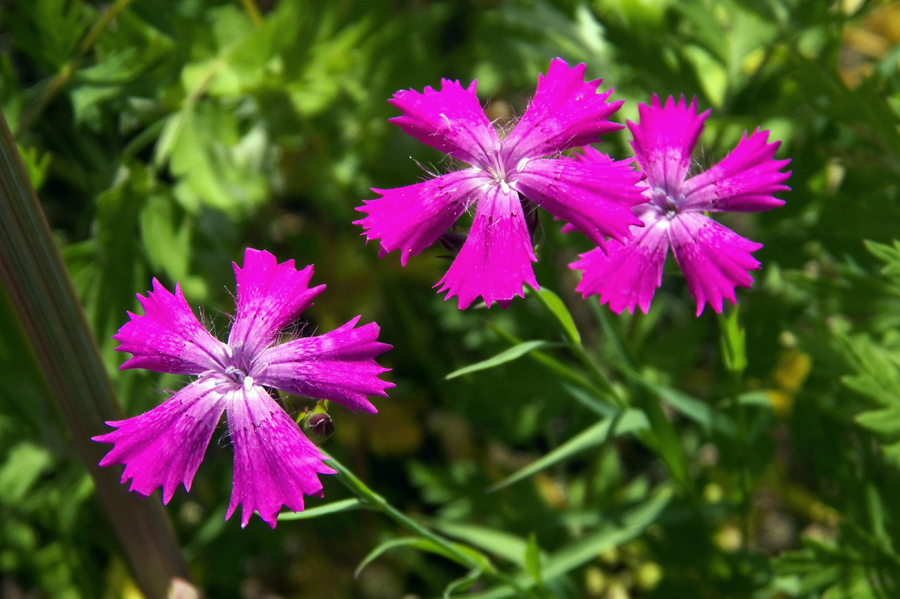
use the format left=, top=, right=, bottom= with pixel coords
left=525, top=284, right=626, bottom=410
left=0, top=108, right=189, bottom=596
left=484, top=321, right=615, bottom=406
left=325, top=454, right=541, bottom=598
left=239, top=0, right=264, bottom=28
left=524, top=286, right=694, bottom=496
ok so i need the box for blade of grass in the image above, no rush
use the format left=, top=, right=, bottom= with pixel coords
left=0, top=108, right=189, bottom=597
left=445, top=341, right=556, bottom=380
left=460, top=488, right=673, bottom=599
left=486, top=410, right=648, bottom=492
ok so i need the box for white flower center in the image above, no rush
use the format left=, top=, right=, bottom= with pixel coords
left=648, top=187, right=684, bottom=220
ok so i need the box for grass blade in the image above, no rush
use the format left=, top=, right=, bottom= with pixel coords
left=0, top=108, right=189, bottom=596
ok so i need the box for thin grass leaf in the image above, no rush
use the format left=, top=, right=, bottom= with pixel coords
left=621, top=367, right=737, bottom=437
left=526, top=286, right=580, bottom=345
left=355, top=537, right=484, bottom=578
left=444, top=568, right=484, bottom=599
left=277, top=498, right=367, bottom=521
left=0, top=107, right=189, bottom=597
left=431, top=521, right=531, bottom=566
left=487, top=410, right=648, bottom=492
left=460, top=488, right=673, bottom=599
left=524, top=534, right=543, bottom=588
left=445, top=341, right=554, bottom=380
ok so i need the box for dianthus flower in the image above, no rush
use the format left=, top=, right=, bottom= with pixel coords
left=93, top=248, right=393, bottom=528
left=355, top=58, right=646, bottom=309
left=570, top=95, right=791, bottom=315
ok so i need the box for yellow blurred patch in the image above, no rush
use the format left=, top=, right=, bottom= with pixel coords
left=765, top=348, right=813, bottom=418
left=773, top=349, right=812, bottom=393
left=840, top=3, right=900, bottom=87
left=534, top=473, right=567, bottom=508
left=714, top=524, right=743, bottom=552
left=766, top=390, right=794, bottom=419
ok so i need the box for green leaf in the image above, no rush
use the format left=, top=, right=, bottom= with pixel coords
left=718, top=307, right=747, bottom=376
left=524, top=534, right=543, bottom=588
left=139, top=193, right=206, bottom=298
left=355, top=537, right=481, bottom=578
left=865, top=239, right=900, bottom=277
left=856, top=408, right=900, bottom=442
left=487, top=410, right=648, bottom=492
left=527, top=287, right=580, bottom=345
left=277, top=498, right=367, bottom=521
left=0, top=442, right=53, bottom=505
left=431, top=522, right=530, bottom=567
left=461, top=489, right=672, bottom=599
left=15, top=145, right=51, bottom=192
left=623, top=368, right=737, bottom=437
left=445, top=341, right=554, bottom=380
left=444, top=568, right=484, bottom=599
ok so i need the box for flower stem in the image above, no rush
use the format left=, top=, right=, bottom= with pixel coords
left=324, top=453, right=542, bottom=597
left=525, top=284, right=627, bottom=410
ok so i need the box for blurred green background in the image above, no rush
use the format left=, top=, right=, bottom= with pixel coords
left=3, top=0, right=900, bottom=597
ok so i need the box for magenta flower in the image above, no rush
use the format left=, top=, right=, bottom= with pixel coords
left=355, top=58, right=646, bottom=309
left=570, top=95, right=791, bottom=315
left=92, top=248, right=393, bottom=528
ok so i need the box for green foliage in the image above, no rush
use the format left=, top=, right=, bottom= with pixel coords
left=4, top=0, right=900, bottom=597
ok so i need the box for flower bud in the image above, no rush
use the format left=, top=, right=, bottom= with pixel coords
left=301, top=402, right=335, bottom=446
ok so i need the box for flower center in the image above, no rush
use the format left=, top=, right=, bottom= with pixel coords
left=220, top=344, right=256, bottom=390
left=648, top=187, right=684, bottom=220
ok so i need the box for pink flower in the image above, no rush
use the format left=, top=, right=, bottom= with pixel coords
left=93, top=249, right=393, bottom=528
left=570, top=95, right=791, bottom=315
left=355, top=58, right=646, bottom=309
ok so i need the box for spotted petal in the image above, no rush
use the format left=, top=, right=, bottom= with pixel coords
left=389, top=79, right=501, bottom=167
left=681, top=129, right=791, bottom=213
left=668, top=212, right=763, bottom=315
left=226, top=386, right=334, bottom=528
left=114, top=280, right=227, bottom=375
left=256, top=317, right=393, bottom=414
left=627, top=95, right=709, bottom=196
left=92, top=376, right=225, bottom=503
left=571, top=211, right=669, bottom=314
left=514, top=147, right=645, bottom=251
left=436, top=185, right=537, bottom=309
left=354, top=170, right=485, bottom=265
left=227, top=249, right=325, bottom=359
left=503, top=58, right=623, bottom=163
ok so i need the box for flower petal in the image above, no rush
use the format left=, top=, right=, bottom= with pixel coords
left=570, top=211, right=669, bottom=314
left=668, top=212, right=763, bottom=316
left=388, top=79, right=501, bottom=167
left=502, top=58, right=623, bottom=163
left=627, top=95, right=709, bottom=196
left=680, top=129, right=791, bottom=212
left=435, top=185, right=538, bottom=309
left=226, top=386, right=334, bottom=528
left=92, top=376, right=226, bottom=503
left=255, top=317, right=393, bottom=414
left=114, top=280, right=227, bottom=375
left=514, top=147, right=645, bottom=250
left=354, top=170, right=485, bottom=266
left=227, top=249, right=325, bottom=359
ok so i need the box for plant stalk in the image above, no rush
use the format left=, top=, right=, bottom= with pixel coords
left=0, top=107, right=190, bottom=598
